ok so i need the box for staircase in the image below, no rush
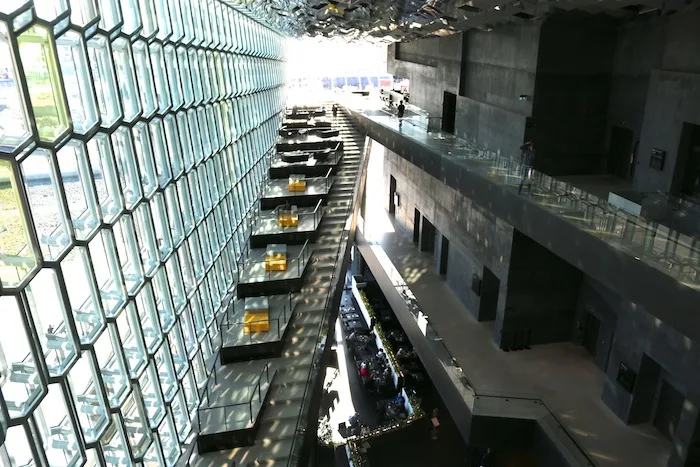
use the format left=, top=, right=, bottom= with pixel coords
left=187, top=109, right=365, bottom=467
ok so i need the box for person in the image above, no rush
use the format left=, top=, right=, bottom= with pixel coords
left=518, top=141, right=536, bottom=195
left=376, top=349, right=385, bottom=361
left=332, top=104, right=338, bottom=117
left=480, top=448, right=494, bottom=467
left=359, top=365, right=370, bottom=378
left=397, top=101, right=406, bottom=127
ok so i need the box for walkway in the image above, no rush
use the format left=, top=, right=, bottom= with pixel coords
left=358, top=142, right=671, bottom=466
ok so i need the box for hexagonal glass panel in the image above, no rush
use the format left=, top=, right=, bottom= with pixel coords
left=68, top=0, right=99, bottom=29
left=111, top=126, right=143, bottom=209
left=0, top=159, right=38, bottom=288
left=20, top=148, right=72, bottom=261
left=2, top=424, right=38, bottom=467
left=0, top=296, right=45, bottom=419
left=100, top=414, right=133, bottom=467
left=88, top=229, right=127, bottom=317
left=86, top=132, right=124, bottom=224
left=17, top=25, right=71, bottom=143
left=33, top=383, right=84, bottom=467
left=111, top=37, right=141, bottom=123
left=25, top=268, right=79, bottom=378
left=87, top=34, right=121, bottom=128
left=121, top=386, right=153, bottom=457
left=68, top=351, right=109, bottom=443
left=94, top=324, right=130, bottom=408
left=115, top=301, right=147, bottom=379
left=96, top=0, right=122, bottom=36
left=60, top=246, right=106, bottom=344
left=57, top=140, right=101, bottom=240
left=159, top=412, right=180, bottom=466
left=118, top=0, right=142, bottom=37
left=56, top=29, right=99, bottom=135
left=132, top=40, right=157, bottom=118
left=0, top=22, right=31, bottom=153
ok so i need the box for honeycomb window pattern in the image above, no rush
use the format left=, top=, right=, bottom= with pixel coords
left=0, top=1, right=286, bottom=466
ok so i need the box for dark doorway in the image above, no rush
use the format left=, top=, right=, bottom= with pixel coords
left=478, top=266, right=500, bottom=321
left=441, top=91, right=457, bottom=134
left=419, top=217, right=436, bottom=253
left=608, top=126, right=634, bottom=179
left=413, top=208, right=421, bottom=244
left=438, top=235, right=449, bottom=275
left=581, top=310, right=600, bottom=357
left=653, top=379, right=684, bottom=440
left=677, top=123, right=700, bottom=200
left=389, top=175, right=396, bottom=215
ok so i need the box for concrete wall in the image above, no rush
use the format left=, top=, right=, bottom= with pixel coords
left=531, top=12, right=618, bottom=175
left=387, top=35, right=462, bottom=119
left=618, top=11, right=700, bottom=193
left=382, top=145, right=514, bottom=322
left=502, top=231, right=583, bottom=347
left=456, top=23, right=540, bottom=156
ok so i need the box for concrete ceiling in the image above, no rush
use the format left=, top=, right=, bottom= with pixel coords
left=225, top=0, right=699, bottom=42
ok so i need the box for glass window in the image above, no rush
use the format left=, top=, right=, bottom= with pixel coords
left=163, top=45, right=182, bottom=111
left=154, top=344, right=176, bottom=403
left=135, top=283, right=162, bottom=354
left=61, top=246, right=105, bottom=344
left=175, top=177, right=194, bottom=235
left=118, top=0, right=142, bottom=36
left=97, top=0, right=122, bottom=35
left=150, top=193, right=173, bottom=261
left=153, top=0, right=172, bottom=41
left=2, top=425, right=38, bottom=467
left=18, top=25, right=70, bottom=143
left=175, top=112, right=193, bottom=171
left=186, top=109, right=203, bottom=165
left=132, top=122, right=158, bottom=199
left=25, top=268, right=79, bottom=378
left=163, top=185, right=184, bottom=248
left=111, top=37, right=141, bottom=123
left=0, top=22, right=31, bottom=152
left=133, top=202, right=159, bottom=276
left=111, top=126, right=143, bottom=209
left=100, top=414, right=134, bottom=467
left=169, top=391, right=190, bottom=443
left=166, top=325, right=187, bottom=378
left=139, top=361, right=165, bottom=428
left=152, top=266, right=175, bottom=332
left=33, top=383, right=84, bottom=467
left=178, top=306, right=196, bottom=359
left=138, top=0, right=158, bottom=40
left=176, top=47, right=193, bottom=106
left=187, top=48, right=203, bottom=105
left=158, top=412, right=180, bottom=466
left=94, top=324, right=130, bottom=408
left=68, top=351, right=109, bottom=443
left=0, top=159, right=39, bottom=288
left=57, top=140, right=101, bottom=240
left=132, top=40, right=157, bottom=118
left=86, top=132, right=123, bottom=224
left=162, top=114, right=183, bottom=177
left=149, top=119, right=172, bottom=188
left=87, top=34, right=121, bottom=128
left=56, top=29, right=99, bottom=135
left=120, top=387, right=152, bottom=458
left=115, top=301, right=147, bottom=379
left=68, top=0, right=99, bottom=29
left=113, top=214, right=144, bottom=294
left=164, top=253, right=186, bottom=315
left=149, top=42, right=171, bottom=114
left=88, top=229, right=127, bottom=318
left=0, top=296, right=45, bottom=419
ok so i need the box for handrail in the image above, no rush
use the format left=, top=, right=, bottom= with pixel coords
left=222, top=293, right=294, bottom=342
left=236, top=238, right=311, bottom=281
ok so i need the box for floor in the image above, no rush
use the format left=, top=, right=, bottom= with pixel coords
left=252, top=207, right=321, bottom=237
left=263, top=177, right=332, bottom=199
left=359, top=144, right=672, bottom=467
left=223, top=294, right=295, bottom=347
left=557, top=174, right=634, bottom=201
left=238, top=244, right=313, bottom=283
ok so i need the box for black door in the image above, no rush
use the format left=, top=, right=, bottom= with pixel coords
left=653, top=379, right=684, bottom=440
left=420, top=217, right=436, bottom=252
left=413, top=208, right=421, bottom=243
left=438, top=236, right=449, bottom=275
left=389, top=175, right=396, bottom=215
left=582, top=311, right=600, bottom=357
left=478, top=266, right=500, bottom=321
left=608, top=126, right=634, bottom=179
left=441, top=91, right=457, bottom=134
left=680, top=123, right=700, bottom=199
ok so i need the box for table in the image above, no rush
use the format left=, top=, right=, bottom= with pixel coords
left=288, top=174, right=307, bottom=192
left=278, top=205, right=299, bottom=227
left=244, top=297, right=270, bottom=333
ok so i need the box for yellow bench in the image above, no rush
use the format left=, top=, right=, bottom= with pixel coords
left=288, top=174, right=307, bottom=192
left=278, top=205, right=299, bottom=227
left=265, top=244, right=288, bottom=271
left=244, top=297, right=270, bottom=333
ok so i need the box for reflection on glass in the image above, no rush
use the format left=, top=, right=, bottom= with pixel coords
left=111, top=126, right=143, bottom=209
left=150, top=193, right=173, bottom=260
left=57, top=140, right=100, bottom=240
left=149, top=119, right=172, bottom=188
left=164, top=253, right=185, bottom=314
left=0, top=159, right=38, bottom=288
left=132, top=122, right=158, bottom=198
left=25, top=269, right=78, bottom=378
left=113, top=214, right=144, bottom=294
left=2, top=425, right=38, bottom=467
left=21, top=148, right=72, bottom=261
left=136, top=283, right=162, bottom=354
left=132, top=40, right=157, bottom=118
left=0, top=296, right=45, bottom=419
left=18, top=25, right=71, bottom=142
left=153, top=0, right=172, bottom=41
left=162, top=115, right=183, bottom=177
left=154, top=344, right=176, bottom=403
left=149, top=42, right=171, bottom=114
left=97, top=0, right=122, bottom=35
left=0, top=22, right=31, bottom=152
left=68, top=0, right=99, bottom=28
left=159, top=412, right=180, bottom=465
left=119, top=0, right=142, bottom=36
left=140, top=361, right=165, bottom=428
left=138, top=0, right=158, bottom=39
left=133, top=202, right=159, bottom=276
left=152, top=266, right=175, bottom=333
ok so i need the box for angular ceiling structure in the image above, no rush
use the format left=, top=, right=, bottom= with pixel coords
left=225, top=0, right=696, bottom=42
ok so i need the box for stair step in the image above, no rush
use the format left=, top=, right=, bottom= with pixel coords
left=258, top=417, right=298, bottom=441
left=263, top=399, right=303, bottom=420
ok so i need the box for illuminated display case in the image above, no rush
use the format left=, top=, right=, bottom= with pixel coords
left=0, top=0, right=286, bottom=464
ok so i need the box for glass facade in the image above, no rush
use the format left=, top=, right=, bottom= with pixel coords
left=0, top=1, right=285, bottom=466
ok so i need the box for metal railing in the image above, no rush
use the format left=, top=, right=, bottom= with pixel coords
left=255, top=199, right=325, bottom=234
left=196, top=362, right=271, bottom=435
